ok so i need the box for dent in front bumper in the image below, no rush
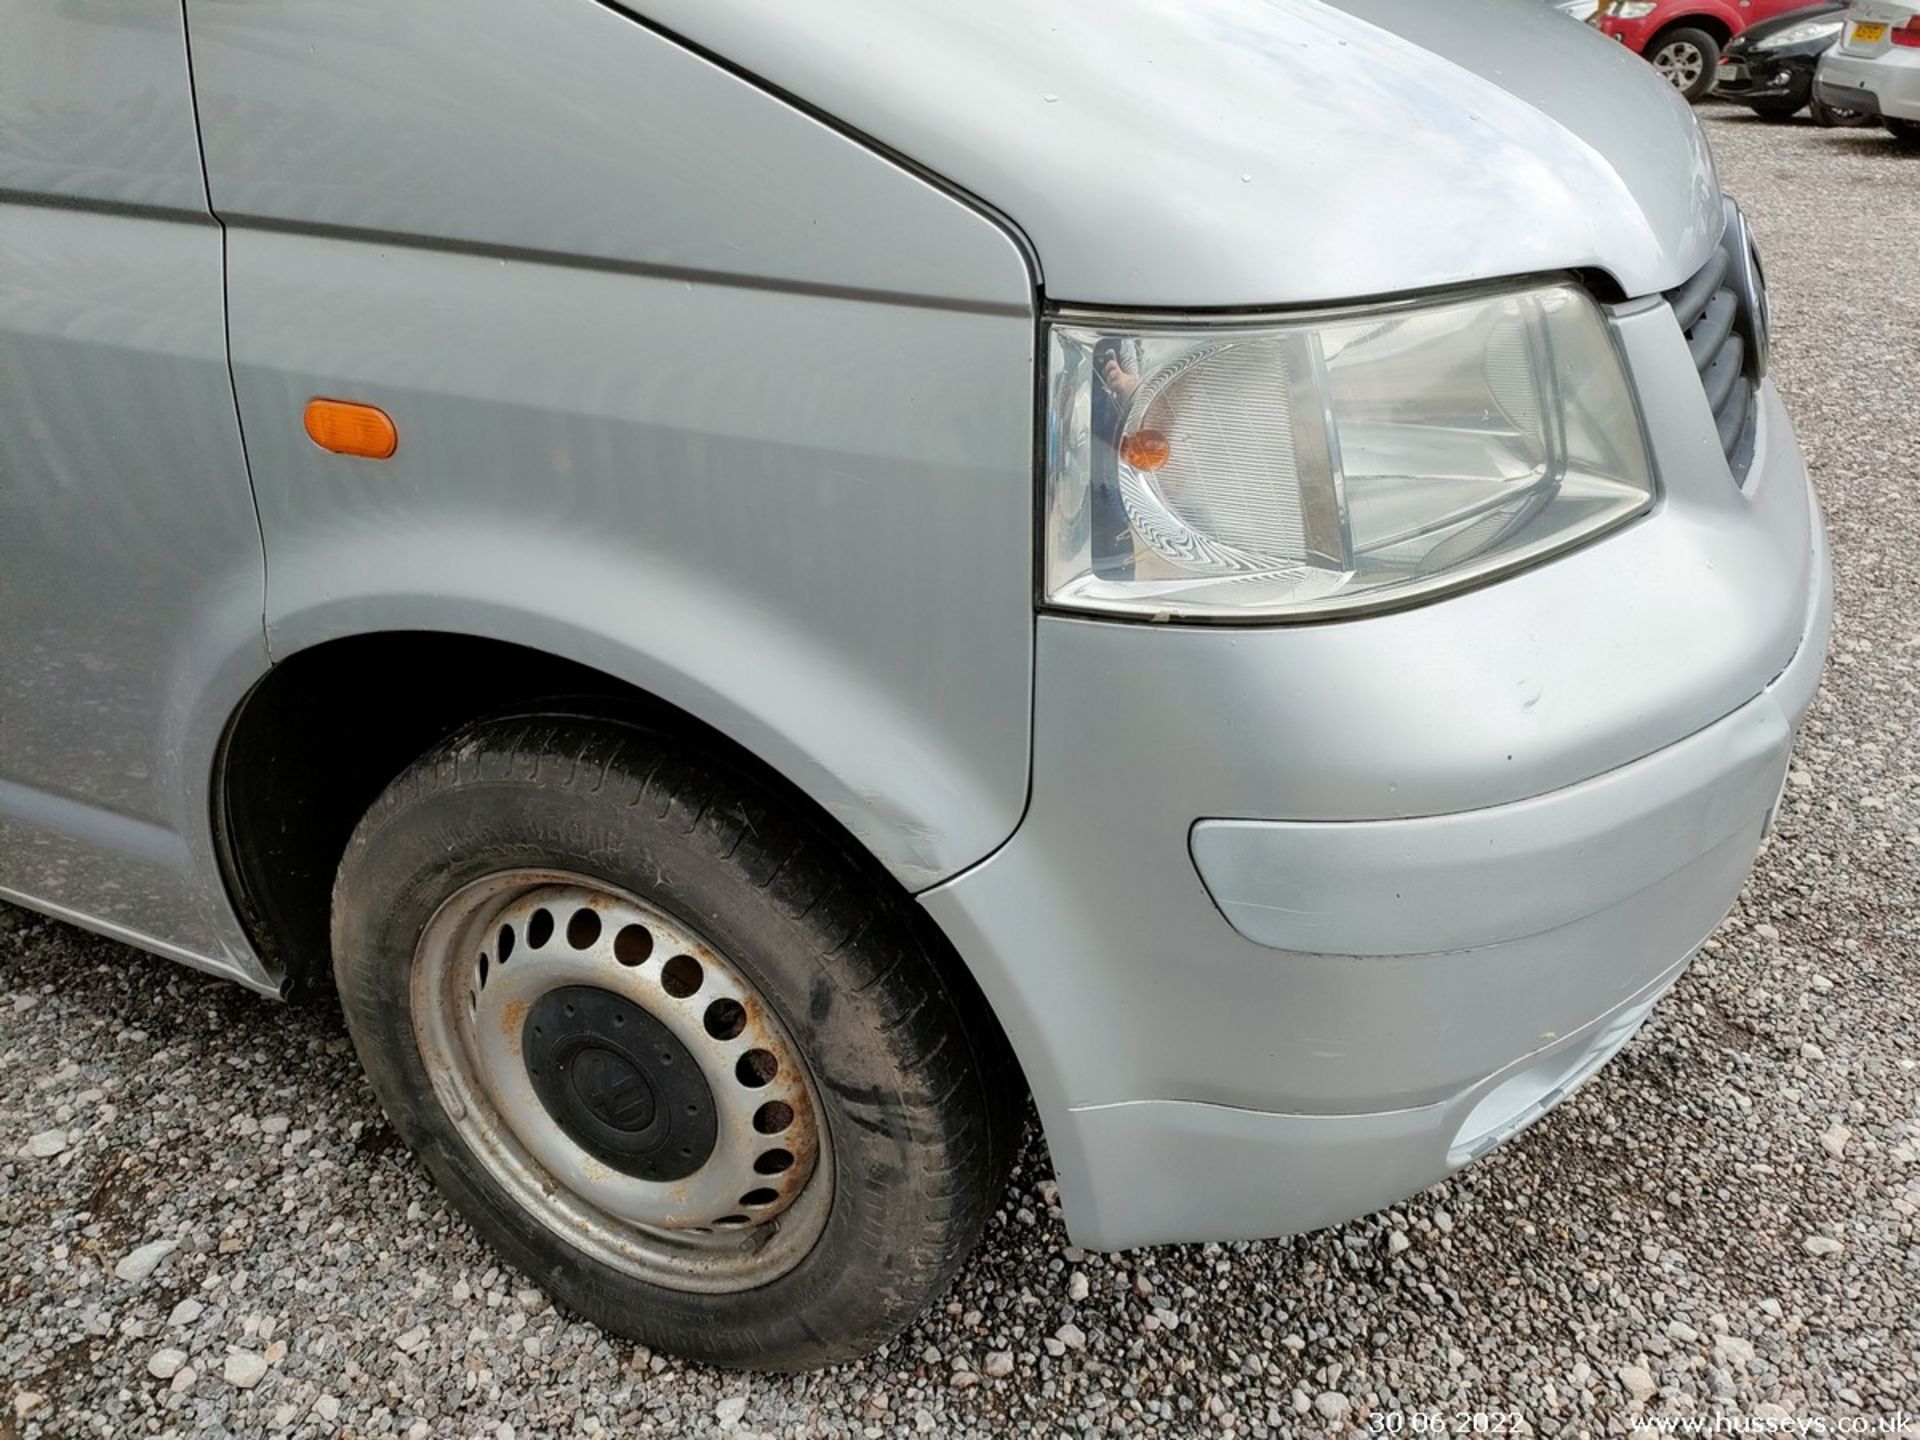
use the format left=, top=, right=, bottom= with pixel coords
left=1190, top=671, right=1805, bottom=960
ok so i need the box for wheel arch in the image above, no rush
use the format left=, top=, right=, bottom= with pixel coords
left=1651, top=11, right=1736, bottom=47
left=211, top=626, right=1027, bottom=1117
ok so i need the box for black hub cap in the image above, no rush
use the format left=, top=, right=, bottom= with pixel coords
left=522, top=985, right=717, bottom=1181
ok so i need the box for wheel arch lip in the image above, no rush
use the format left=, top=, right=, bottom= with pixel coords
left=1613, top=8, right=1742, bottom=49
left=210, top=589, right=1031, bottom=999
left=257, top=584, right=1007, bottom=896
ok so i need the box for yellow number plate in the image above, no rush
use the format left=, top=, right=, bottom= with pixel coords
left=1853, top=21, right=1888, bottom=43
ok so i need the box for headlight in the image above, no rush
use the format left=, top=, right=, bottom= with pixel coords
left=1609, top=2, right=1659, bottom=16
left=1044, top=283, right=1655, bottom=620
left=1755, top=18, right=1843, bottom=48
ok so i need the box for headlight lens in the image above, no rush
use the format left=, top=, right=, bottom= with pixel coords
left=1044, top=284, right=1655, bottom=619
left=1609, top=1, right=1659, bottom=16
left=1756, top=18, right=1843, bottom=48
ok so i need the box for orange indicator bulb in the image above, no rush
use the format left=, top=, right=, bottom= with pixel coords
left=1118, top=428, right=1172, bottom=471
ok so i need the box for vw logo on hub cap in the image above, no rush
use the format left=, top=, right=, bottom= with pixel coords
left=570, top=1044, right=658, bottom=1132
left=522, top=985, right=718, bottom=1182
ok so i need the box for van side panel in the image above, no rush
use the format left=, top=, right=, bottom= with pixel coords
left=0, top=2, right=269, bottom=981
left=184, top=0, right=1038, bottom=889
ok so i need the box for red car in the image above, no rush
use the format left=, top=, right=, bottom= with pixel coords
left=1595, top=0, right=1813, bottom=98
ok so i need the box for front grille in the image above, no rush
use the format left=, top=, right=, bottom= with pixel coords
left=1665, top=228, right=1764, bottom=483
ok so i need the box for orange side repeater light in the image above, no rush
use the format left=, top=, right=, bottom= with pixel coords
left=304, top=397, right=398, bottom=459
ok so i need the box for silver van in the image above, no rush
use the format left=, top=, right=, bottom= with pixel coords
left=1, top=0, right=1829, bottom=1369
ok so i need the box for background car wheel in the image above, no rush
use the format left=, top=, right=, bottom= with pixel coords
left=330, top=713, right=1021, bottom=1370
left=1887, top=117, right=1920, bottom=149
left=1649, top=28, right=1721, bottom=101
left=1810, top=96, right=1871, bottom=127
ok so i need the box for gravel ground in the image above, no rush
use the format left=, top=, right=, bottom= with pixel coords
left=4, top=107, right=1918, bottom=1440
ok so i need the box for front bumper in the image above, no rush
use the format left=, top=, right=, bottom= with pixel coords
left=923, top=301, right=1831, bottom=1251
left=1714, top=53, right=1816, bottom=104
left=1817, top=49, right=1920, bottom=120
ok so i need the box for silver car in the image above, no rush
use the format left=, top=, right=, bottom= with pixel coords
left=0, top=0, right=1829, bottom=1369
left=1815, top=0, right=1920, bottom=142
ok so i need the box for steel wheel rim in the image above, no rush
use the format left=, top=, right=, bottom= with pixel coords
left=411, top=869, right=831, bottom=1293
left=1655, top=41, right=1704, bottom=88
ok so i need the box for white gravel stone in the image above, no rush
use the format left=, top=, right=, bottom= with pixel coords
left=223, top=1350, right=268, bottom=1389
left=1314, top=1391, right=1351, bottom=1420
left=22, top=1129, right=67, bottom=1159
left=1803, top=1235, right=1844, bottom=1256
left=984, top=1350, right=1015, bottom=1378
left=714, top=1394, right=747, bottom=1427
left=147, top=1348, right=187, bottom=1380
left=113, top=1239, right=176, bottom=1283
left=168, top=1297, right=204, bottom=1327
left=1714, top=1335, right=1756, bottom=1370
left=1618, top=1365, right=1657, bottom=1403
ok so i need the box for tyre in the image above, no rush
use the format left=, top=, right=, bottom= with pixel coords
left=330, top=713, right=1019, bottom=1369
left=1648, top=27, right=1721, bottom=101
left=1746, top=96, right=1806, bottom=122
left=1810, top=96, right=1871, bottom=127
left=1888, top=117, right=1920, bottom=150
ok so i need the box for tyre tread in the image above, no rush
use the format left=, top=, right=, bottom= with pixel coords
left=329, top=712, right=1018, bottom=1371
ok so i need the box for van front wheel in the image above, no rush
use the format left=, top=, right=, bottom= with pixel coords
left=329, top=714, right=1018, bottom=1370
